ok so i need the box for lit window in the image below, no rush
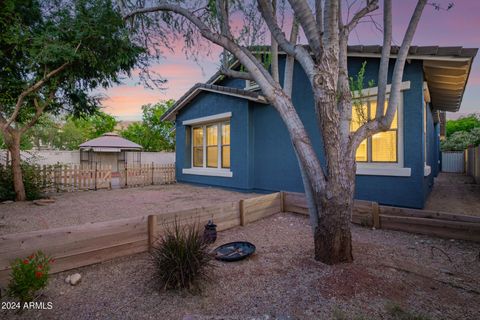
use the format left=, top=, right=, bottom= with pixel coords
left=351, top=99, right=398, bottom=163
left=191, top=121, right=230, bottom=169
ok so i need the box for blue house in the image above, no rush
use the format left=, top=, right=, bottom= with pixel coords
left=162, top=46, right=477, bottom=209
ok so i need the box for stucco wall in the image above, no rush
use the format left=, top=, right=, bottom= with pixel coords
left=175, top=92, right=253, bottom=189
left=175, top=56, right=435, bottom=208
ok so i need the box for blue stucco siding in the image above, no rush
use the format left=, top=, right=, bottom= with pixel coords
left=175, top=91, right=253, bottom=189
left=174, top=56, right=437, bottom=208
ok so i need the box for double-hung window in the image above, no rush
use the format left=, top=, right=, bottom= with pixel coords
left=351, top=98, right=398, bottom=163
left=186, top=119, right=231, bottom=177
left=350, top=83, right=411, bottom=177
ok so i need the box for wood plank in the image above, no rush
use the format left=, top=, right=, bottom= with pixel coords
left=380, top=206, right=480, bottom=224
left=380, top=215, right=480, bottom=242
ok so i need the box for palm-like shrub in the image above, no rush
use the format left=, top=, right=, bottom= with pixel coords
left=151, top=221, right=212, bottom=291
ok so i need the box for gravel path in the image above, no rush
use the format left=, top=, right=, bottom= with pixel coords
left=0, top=184, right=258, bottom=235
left=425, top=173, right=480, bottom=216
left=2, top=213, right=479, bottom=320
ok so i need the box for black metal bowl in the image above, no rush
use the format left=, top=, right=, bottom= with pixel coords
left=213, top=241, right=256, bottom=262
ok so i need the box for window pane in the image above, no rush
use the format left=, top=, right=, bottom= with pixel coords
left=372, top=130, right=397, bottom=162
left=370, top=100, right=397, bottom=129
left=222, top=123, right=230, bottom=145
left=355, top=139, right=368, bottom=162
left=207, top=125, right=218, bottom=146
left=193, top=127, right=203, bottom=146
left=207, top=146, right=218, bottom=168
left=193, top=147, right=203, bottom=167
left=350, top=103, right=368, bottom=131
left=222, top=146, right=230, bottom=168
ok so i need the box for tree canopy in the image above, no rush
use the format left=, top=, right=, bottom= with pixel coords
left=446, top=114, right=480, bottom=137
left=0, top=0, right=146, bottom=200
left=121, top=101, right=175, bottom=152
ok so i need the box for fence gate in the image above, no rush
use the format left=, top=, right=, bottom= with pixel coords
left=441, top=151, right=464, bottom=173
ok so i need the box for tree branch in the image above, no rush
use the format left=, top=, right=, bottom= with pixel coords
left=375, top=0, right=392, bottom=119
left=257, top=0, right=316, bottom=85
left=220, top=68, right=254, bottom=81
left=344, top=0, right=380, bottom=33
left=287, top=0, right=322, bottom=55
left=3, top=62, right=69, bottom=130
left=350, top=0, right=428, bottom=153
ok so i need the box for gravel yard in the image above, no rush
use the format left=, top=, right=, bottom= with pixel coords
left=0, top=184, right=258, bottom=235
left=425, top=173, right=480, bottom=216
left=2, top=212, right=479, bottom=320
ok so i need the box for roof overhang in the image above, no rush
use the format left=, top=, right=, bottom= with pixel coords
left=161, top=83, right=267, bottom=121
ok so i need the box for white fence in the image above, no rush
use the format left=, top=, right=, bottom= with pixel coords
left=441, top=151, right=464, bottom=173
left=0, top=150, right=175, bottom=166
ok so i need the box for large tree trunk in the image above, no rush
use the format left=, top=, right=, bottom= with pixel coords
left=5, top=131, right=26, bottom=201
left=314, top=187, right=354, bottom=264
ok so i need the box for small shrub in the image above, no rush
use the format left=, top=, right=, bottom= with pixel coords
left=0, top=162, right=46, bottom=201
left=7, top=251, right=53, bottom=303
left=151, top=221, right=212, bottom=291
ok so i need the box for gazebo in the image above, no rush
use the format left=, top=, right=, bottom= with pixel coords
left=79, top=133, right=142, bottom=172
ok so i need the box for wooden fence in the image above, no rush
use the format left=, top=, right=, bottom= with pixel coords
left=2, top=190, right=478, bottom=286
left=39, top=164, right=112, bottom=192
left=0, top=192, right=280, bottom=286
left=283, top=192, right=480, bottom=242
left=119, top=163, right=176, bottom=188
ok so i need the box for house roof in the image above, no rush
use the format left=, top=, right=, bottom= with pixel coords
left=161, top=83, right=267, bottom=121
left=79, top=132, right=142, bottom=151
left=162, top=45, right=477, bottom=121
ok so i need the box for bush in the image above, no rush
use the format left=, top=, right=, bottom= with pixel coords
left=441, top=128, right=480, bottom=151
left=0, top=162, right=46, bottom=201
left=151, top=221, right=212, bottom=291
left=7, top=251, right=54, bottom=303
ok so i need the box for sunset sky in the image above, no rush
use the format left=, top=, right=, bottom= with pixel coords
left=100, top=1, right=480, bottom=121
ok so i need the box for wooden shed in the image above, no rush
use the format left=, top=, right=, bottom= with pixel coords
left=79, top=133, right=142, bottom=172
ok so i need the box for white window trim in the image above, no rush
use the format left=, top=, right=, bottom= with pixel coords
left=356, top=165, right=411, bottom=177
left=355, top=89, right=411, bottom=177
left=424, top=165, right=431, bottom=177
left=182, top=168, right=233, bottom=177
left=186, top=117, right=232, bottom=178
left=352, top=81, right=411, bottom=99
left=245, top=79, right=260, bottom=91
left=182, top=112, right=231, bottom=126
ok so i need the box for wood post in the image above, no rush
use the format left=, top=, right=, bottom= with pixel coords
left=371, top=201, right=380, bottom=229
left=280, top=191, right=285, bottom=212
left=239, top=199, right=246, bottom=226
left=148, top=215, right=158, bottom=252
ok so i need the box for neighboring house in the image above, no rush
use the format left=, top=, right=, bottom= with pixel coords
left=162, top=45, right=477, bottom=209
left=79, top=132, right=142, bottom=172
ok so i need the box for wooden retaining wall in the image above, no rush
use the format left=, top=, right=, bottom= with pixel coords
left=283, top=192, right=480, bottom=242
left=0, top=193, right=280, bottom=286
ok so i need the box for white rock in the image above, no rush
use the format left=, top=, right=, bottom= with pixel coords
left=65, top=275, right=71, bottom=284
left=69, top=273, right=82, bottom=286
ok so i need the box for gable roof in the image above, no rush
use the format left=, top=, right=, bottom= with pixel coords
left=79, top=132, right=142, bottom=151
left=162, top=45, right=477, bottom=121
left=161, top=83, right=267, bottom=121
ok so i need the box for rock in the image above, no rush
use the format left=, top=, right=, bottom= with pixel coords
left=65, top=275, right=71, bottom=284
left=33, top=199, right=56, bottom=206
left=69, top=273, right=82, bottom=286
left=1, top=200, right=13, bottom=204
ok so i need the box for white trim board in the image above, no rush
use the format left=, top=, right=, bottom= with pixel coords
left=183, top=112, right=232, bottom=125
left=182, top=168, right=233, bottom=177
left=352, top=81, right=411, bottom=98
left=356, top=165, right=412, bottom=177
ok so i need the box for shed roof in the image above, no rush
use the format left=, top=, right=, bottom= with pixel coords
left=79, top=133, right=142, bottom=151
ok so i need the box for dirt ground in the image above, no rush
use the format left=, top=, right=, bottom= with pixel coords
left=1, top=212, right=479, bottom=320
left=0, top=184, right=258, bottom=235
left=425, top=173, right=480, bottom=216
